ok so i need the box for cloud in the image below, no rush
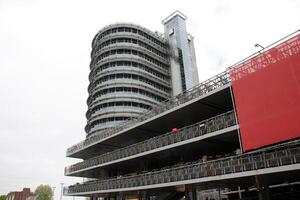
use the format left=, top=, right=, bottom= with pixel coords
left=0, top=0, right=299, bottom=199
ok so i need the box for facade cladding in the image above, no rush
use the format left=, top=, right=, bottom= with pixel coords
left=163, top=12, right=199, bottom=95
left=85, top=12, right=198, bottom=137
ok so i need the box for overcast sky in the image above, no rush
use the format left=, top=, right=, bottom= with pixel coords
left=0, top=0, right=299, bottom=199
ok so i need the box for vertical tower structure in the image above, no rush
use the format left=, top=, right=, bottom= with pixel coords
left=86, top=24, right=171, bottom=137
left=163, top=11, right=199, bottom=95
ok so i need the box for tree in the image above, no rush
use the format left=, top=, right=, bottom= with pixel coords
left=0, top=195, right=7, bottom=200
left=34, top=185, right=53, bottom=200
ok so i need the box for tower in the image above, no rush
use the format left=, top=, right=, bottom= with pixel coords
left=85, top=23, right=171, bottom=137
left=163, top=11, right=199, bottom=95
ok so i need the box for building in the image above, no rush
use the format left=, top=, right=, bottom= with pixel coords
left=162, top=11, right=199, bottom=95
left=85, top=11, right=198, bottom=137
left=6, top=188, right=34, bottom=200
left=64, top=12, right=300, bottom=200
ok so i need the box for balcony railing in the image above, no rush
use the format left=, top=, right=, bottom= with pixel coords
left=64, top=139, right=300, bottom=195
left=65, top=111, right=236, bottom=175
left=66, top=71, right=231, bottom=157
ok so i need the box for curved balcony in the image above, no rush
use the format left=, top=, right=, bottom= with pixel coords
left=64, top=140, right=300, bottom=195
left=91, top=50, right=169, bottom=72
left=89, top=106, right=149, bottom=122
left=86, top=99, right=152, bottom=120
left=88, top=116, right=140, bottom=136
left=90, top=55, right=169, bottom=80
left=88, top=92, right=159, bottom=110
left=86, top=94, right=159, bottom=119
left=92, top=43, right=168, bottom=66
left=87, top=84, right=168, bottom=107
left=91, top=33, right=168, bottom=57
left=90, top=79, right=170, bottom=99
left=91, top=49, right=169, bottom=72
left=86, top=111, right=141, bottom=133
left=88, top=70, right=171, bottom=95
left=92, top=23, right=167, bottom=49
left=65, top=111, right=236, bottom=176
left=90, top=61, right=169, bottom=85
left=85, top=121, right=126, bottom=136
left=90, top=66, right=170, bottom=90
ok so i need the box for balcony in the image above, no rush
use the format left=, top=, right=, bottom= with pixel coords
left=64, top=139, right=300, bottom=196
left=65, top=111, right=237, bottom=176
left=66, top=71, right=231, bottom=158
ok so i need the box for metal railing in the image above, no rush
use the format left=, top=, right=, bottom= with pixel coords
left=65, top=111, right=236, bottom=175
left=92, top=24, right=167, bottom=49
left=92, top=43, right=169, bottom=65
left=66, top=71, right=231, bottom=156
left=64, top=140, right=300, bottom=195
left=69, top=30, right=300, bottom=157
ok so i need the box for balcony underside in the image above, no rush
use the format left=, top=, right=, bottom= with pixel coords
left=69, top=84, right=233, bottom=159
left=65, top=141, right=300, bottom=197
left=68, top=126, right=239, bottom=178
left=66, top=164, right=300, bottom=197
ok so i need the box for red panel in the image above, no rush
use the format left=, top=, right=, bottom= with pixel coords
left=230, top=34, right=300, bottom=152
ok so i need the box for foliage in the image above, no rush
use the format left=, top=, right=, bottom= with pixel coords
left=0, top=195, right=7, bottom=200
left=34, top=185, right=53, bottom=200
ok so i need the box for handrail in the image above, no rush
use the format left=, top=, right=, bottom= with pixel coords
left=65, top=111, right=236, bottom=175
left=64, top=139, right=300, bottom=195
left=67, top=30, right=300, bottom=157
left=66, top=70, right=230, bottom=156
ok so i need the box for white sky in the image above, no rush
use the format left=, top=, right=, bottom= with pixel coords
left=0, top=0, right=299, bottom=199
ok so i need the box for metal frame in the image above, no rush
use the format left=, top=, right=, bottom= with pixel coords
left=65, top=111, right=236, bottom=175
left=66, top=71, right=231, bottom=156
left=64, top=140, right=300, bottom=195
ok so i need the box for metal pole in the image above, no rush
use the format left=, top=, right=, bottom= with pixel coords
left=60, top=183, right=64, bottom=200
left=52, top=187, right=56, bottom=200
left=238, top=186, right=242, bottom=200
left=229, top=83, right=243, bottom=153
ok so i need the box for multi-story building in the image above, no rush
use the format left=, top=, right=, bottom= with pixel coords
left=85, top=11, right=198, bottom=137
left=162, top=11, right=199, bottom=95
left=6, top=188, right=34, bottom=200
left=64, top=12, right=300, bottom=200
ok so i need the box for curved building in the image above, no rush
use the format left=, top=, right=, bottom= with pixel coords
left=65, top=11, right=204, bottom=200
left=85, top=23, right=172, bottom=137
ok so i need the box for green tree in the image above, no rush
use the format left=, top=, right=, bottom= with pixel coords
left=0, top=195, right=7, bottom=200
left=34, top=185, right=53, bottom=200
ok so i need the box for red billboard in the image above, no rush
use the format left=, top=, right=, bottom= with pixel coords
left=230, top=33, right=300, bottom=152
